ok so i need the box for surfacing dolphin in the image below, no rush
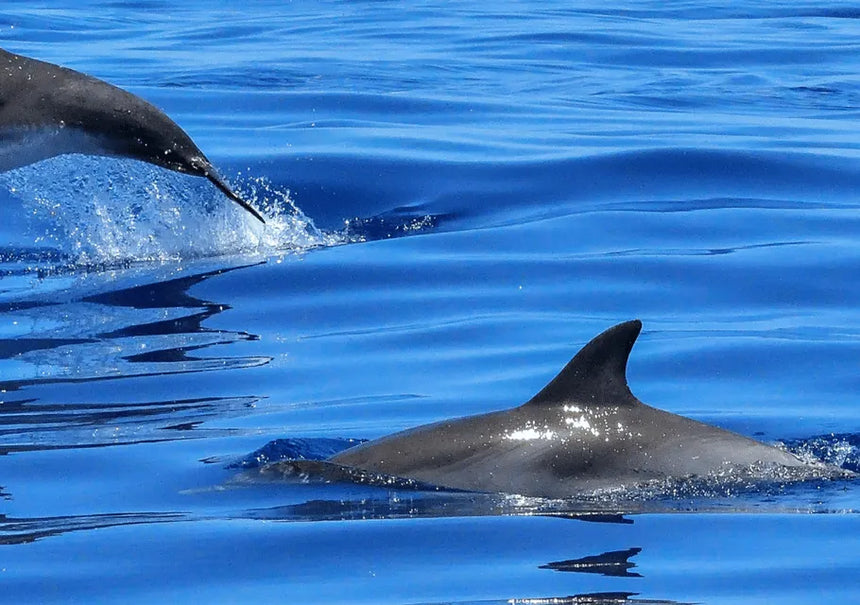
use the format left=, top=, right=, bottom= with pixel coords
left=0, top=48, right=265, bottom=223
left=330, top=320, right=848, bottom=498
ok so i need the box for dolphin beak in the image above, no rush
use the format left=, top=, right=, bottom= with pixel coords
left=205, top=170, right=266, bottom=224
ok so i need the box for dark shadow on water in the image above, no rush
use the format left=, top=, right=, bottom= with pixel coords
left=540, top=548, right=643, bottom=578
left=411, top=590, right=694, bottom=604
left=507, top=593, right=694, bottom=605
left=122, top=341, right=252, bottom=364
left=0, top=496, right=631, bottom=547
left=96, top=306, right=225, bottom=339
left=0, top=512, right=187, bottom=545
left=82, top=266, right=238, bottom=309
left=241, top=493, right=633, bottom=525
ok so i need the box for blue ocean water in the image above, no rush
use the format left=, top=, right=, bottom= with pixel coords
left=1, top=2, right=859, bottom=603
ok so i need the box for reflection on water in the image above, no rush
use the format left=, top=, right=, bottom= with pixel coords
left=0, top=501, right=627, bottom=547
left=0, top=263, right=270, bottom=390
left=0, top=512, right=186, bottom=546
left=0, top=263, right=271, bottom=453
left=241, top=492, right=634, bottom=525
left=510, top=593, right=693, bottom=605
left=0, top=395, right=260, bottom=454
left=540, top=548, right=643, bottom=578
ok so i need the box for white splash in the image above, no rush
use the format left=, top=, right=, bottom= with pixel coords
left=1, top=155, right=342, bottom=271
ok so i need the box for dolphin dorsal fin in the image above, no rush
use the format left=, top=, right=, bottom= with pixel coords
left=525, top=320, right=642, bottom=407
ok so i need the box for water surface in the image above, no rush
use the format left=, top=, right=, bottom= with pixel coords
left=1, top=2, right=859, bottom=603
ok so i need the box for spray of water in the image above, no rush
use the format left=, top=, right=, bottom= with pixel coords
left=0, top=155, right=341, bottom=273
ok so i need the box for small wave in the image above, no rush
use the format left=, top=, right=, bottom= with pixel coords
left=0, top=155, right=342, bottom=273
left=230, top=437, right=365, bottom=469
left=343, top=212, right=445, bottom=242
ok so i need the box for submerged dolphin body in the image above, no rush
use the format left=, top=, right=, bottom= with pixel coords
left=330, top=320, right=841, bottom=498
left=0, top=48, right=265, bottom=223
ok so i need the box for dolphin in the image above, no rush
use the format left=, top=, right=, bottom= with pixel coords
left=0, top=48, right=265, bottom=223
left=330, top=320, right=844, bottom=498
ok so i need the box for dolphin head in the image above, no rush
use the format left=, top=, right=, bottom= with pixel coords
left=69, top=83, right=267, bottom=224
left=0, top=48, right=266, bottom=224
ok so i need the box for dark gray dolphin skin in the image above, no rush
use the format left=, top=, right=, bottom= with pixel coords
left=330, top=320, right=836, bottom=498
left=0, top=48, right=265, bottom=223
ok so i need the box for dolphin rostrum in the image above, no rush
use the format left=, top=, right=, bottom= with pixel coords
left=330, top=320, right=844, bottom=498
left=0, top=48, right=265, bottom=223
